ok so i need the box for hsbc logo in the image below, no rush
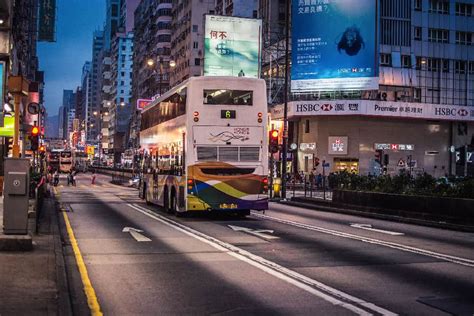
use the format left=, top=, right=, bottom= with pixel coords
left=321, top=104, right=333, bottom=111
left=458, top=109, right=468, bottom=117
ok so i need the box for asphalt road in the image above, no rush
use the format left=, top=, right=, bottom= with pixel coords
left=55, top=173, right=474, bottom=315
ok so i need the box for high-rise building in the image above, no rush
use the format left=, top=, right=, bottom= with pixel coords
left=215, top=0, right=258, bottom=17
left=88, top=30, right=104, bottom=142
left=129, top=0, right=173, bottom=149
left=169, top=0, right=215, bottom=87
left=104, top=0, right=121, bottom=50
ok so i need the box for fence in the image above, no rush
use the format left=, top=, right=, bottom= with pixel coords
left=270, top=175, right=333, bottom=200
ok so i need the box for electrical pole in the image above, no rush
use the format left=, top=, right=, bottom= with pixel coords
left=281, top=0, right=291, bottom=200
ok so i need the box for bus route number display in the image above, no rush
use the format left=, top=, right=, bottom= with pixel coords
left=221, top=110, right=236, bottom=119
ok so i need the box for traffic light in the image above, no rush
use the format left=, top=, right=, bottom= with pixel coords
left=375, top=149, right=383, bottom=165
left=39, top=145, right=46, bottom=159
left=30, top=125, right=40, bottom=151
left=269, top=129, right=279, bottom=153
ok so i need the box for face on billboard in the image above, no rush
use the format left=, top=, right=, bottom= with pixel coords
left=291, top=0, right=378, bottom=92
left=204, top=15, right=262, bottom=78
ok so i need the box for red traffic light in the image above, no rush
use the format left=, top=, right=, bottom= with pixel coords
left=31, top=126, right=40, bottom=136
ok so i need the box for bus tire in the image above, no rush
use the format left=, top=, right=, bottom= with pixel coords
left=170, top=192, right=177, bottom=215
left=164, top=187, right=171, bottom=213
left=144, top=185, right=151, bottom=205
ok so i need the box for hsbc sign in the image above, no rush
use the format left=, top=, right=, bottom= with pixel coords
left=281, top=100, right=474, bottom=122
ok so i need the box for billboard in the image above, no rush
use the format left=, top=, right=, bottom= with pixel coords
left=204, top=15, right=262, bottom=78
left=38, top=0, right=56, bottom=42
left=291, top=0, right=378, bottom=92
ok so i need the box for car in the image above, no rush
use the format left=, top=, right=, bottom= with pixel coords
left=128, top=175, right=140, bottom=188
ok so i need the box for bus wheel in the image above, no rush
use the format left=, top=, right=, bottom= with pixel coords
left=170, top=193, right=178, bottom=215
left=144, top=185, right=151, bottom=205
left=164, top=188, right=171, bottom=213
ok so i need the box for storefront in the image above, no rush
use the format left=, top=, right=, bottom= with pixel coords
left=271, top=100, right=474, bottom=177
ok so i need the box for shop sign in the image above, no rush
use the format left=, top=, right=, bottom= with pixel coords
left=375, top=143, right=414, bottom=151
left=328, top=136, right=348, bottom=155
left=299, top=142, right=316, bottom=151
left=283, top=100, right=474, bottom=122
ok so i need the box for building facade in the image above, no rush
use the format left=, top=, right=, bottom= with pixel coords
left=87, top=30, right=104, bottom=143
left=270, top=0, right=474, bottom=177
left=169, top=0, right=215, bottom=87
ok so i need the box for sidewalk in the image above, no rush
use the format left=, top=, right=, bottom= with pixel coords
left=0, top=190, right=71, bottom=315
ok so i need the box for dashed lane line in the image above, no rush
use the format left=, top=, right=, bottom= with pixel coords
left=128, top=203, right=397, bottom=316
left=251, top=212, right=474, bottom=268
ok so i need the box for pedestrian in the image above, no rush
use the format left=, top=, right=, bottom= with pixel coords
left=53, top=170, right=59, bottom=186
left=91, top=171, right=96, bottom=185
left=317, top=173, right=323, bottom=189
left=309, top=168, right=315, bottom=187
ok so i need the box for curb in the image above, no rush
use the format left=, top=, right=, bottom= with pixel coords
left=278, top=199, right=474, bottom=233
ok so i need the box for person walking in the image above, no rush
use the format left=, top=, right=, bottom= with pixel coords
left=91, top=171, right=96, bottom=185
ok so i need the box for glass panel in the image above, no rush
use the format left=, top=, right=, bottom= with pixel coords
left=203, top=90, right=253, bottom=105
left=218, top=147, right=238, bottom=161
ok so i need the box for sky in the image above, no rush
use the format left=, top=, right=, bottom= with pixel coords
left=37, top=0, right=105, bottom=117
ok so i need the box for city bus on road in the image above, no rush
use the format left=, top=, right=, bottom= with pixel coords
left=48, top=150, right=60, bottom=172
left=60, top=150, right=73, bottom=173
left=139, top=76, right=269, bottom=216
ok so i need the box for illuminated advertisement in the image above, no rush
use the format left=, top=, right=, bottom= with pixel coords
left=291, top=0, right=378, bottom=92
left=204, top=15, right=262, bottom=78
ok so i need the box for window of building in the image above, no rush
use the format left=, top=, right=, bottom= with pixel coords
left=415, top=56, right=425, bottom=70
left=305, top=119, right=310, bottom=133
left=456, top=2, right=473, bottom=16
left=112, top=4, right=118, bottom=16
left=428, top=28, right=449, bottom=43
left=442, top=59, right=450, bottom=72
left=192, top=25, right=198, bottom=32
left=455, top=60, right=467, bottom=73
left=121, top=72, right=125, bottom=77
left=429, top=0, right=449, bottom=14
left=402, top=55, right=411, bottom=68
left=193, top=41, right=198, bottom=49
left=414, top=0, right=422, bottom=11
left=194, top=58, right=200, bottom=66
left=469, top=61, right=474, bottom=74
left=380, top=53, right=391, bottom=66
left=456, top=31, right=473, bottom=45
left=414, top=27, right=422, bottom=40
left=121, top=81, right=124, bottom=85
left=427, top=58, right=440, bottom=71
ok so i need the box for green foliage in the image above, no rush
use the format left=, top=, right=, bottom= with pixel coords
left=329, top=170, right=474, bottom=199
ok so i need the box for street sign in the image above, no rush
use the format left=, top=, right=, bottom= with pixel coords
left=323, top=162, right=330, bottom=167
left=397, top=159, right=406, bottom=167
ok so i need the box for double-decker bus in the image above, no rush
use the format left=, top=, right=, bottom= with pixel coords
left=48, top=150, right=60, bottom=172
left=140, top=76, right=268, bottom=216
left=60, top=150, right=73, bottom=173
left=73, top=151, right=88, bottom=172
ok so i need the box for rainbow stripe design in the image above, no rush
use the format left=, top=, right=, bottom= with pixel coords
left=187, top=163, right=268, bottom=211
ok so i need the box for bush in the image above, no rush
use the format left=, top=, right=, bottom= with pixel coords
left=329, top=171, right=474, bottom=199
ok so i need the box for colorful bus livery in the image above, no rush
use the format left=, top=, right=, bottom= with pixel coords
left=140, top=76, right=269, bottom=216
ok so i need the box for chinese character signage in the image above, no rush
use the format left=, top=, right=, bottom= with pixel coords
left=328, top=136, right=348, bottom=155
left=204, top=15, right=262, bottom=77
left=291, top=0, right=378, bottom=92
left=38, top=0, right=56, bottom=42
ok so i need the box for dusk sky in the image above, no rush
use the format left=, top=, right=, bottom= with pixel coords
left=37, top=0, right=105, bottom=116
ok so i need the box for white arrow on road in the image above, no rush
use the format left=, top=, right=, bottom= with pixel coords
left=350, top=223, right=404, bottom=236
left=122, top=227, right=152, bottom=242
left=228, top=225, right=279, bottom=240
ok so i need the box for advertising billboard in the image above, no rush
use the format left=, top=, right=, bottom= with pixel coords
left=204, top=15, right=262, bottom=78
left=38, top=0, right=56, bottom=42
left=291, top=0, right=378, bottom=92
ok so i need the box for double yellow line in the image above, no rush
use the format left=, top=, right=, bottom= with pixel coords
left=53, top=187, right=103, bottom=315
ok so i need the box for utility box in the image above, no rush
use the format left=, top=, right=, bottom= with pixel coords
left=3, top=158, right=30, bottom=235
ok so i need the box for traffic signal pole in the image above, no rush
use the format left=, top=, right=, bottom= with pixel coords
left=281, top=0, right=291, bottom=200
left=12, top=95, right=21, bottom=158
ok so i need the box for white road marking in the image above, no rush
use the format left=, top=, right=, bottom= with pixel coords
left=128, top=203, right=396, bottom=316
left=122, top=227, right=152, bottom=242
left=350, top=223, right=404, bottom=236
left=252, top=212, right=474, bottom=268
left=228, top=225, right=279, bottom=240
